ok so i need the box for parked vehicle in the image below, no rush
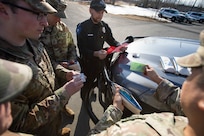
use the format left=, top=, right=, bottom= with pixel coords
left=86, top=36, right=199, bottom=124
left=111, top=37, right=199, bottom=114
left=158, top=8, right=186, bottom=23
left=180, top=12, right=194, bottom=24
left=186, top=11, right=204, bottom=23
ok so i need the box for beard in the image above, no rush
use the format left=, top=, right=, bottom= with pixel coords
left=91, top=17, right=102, bottom=24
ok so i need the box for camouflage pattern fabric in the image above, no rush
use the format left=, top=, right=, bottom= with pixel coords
left=176, top=30, right=204, bottom=67
left=46, top=0, right=67, bottom=18
left=40, top=21, right=77, bottom=62
left=46, top=0, right=67, bottom=12
left=88, top=79, right=186, bottom=136
left=40, top=21, right=79, bottom=85
left=1, top=0, right=57, bottom=13
left=89, top=106, right=187, bottom=136
left=0, top=38, right=70, bottom=136
left=155, top=79, right=184, bottom=116
left=25, top=0, right=57, bottom=13
left=0, top=59, right=32, bottom=104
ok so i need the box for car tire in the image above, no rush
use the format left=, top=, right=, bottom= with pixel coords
left=183, top=18, right=187, bottom=23
left=159, top=14, right=163, bottom=18
left=199, top=20, right=204, bottom=23
left=171, top=17, right=176, bottom=22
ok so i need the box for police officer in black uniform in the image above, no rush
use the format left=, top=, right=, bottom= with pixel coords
left=76, top=0, right=125, bottom=101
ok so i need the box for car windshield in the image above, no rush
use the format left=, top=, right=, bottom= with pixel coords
left=171, top=10, right=179, bottom=14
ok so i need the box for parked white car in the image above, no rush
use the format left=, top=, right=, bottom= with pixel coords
left=158, top=8, right=186, bottom=23
left=186, top=11, right=204, bottom=23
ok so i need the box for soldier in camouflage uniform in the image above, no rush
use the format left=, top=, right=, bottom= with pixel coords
left=0, top=59, right=33, bottom=136
left=0, top=0, right=84, bottom=136
left=40, top=0, right=81, bottom=87
left=87, top=30, right=204, bottom=136
left=39, top=0, right=80, bottom=120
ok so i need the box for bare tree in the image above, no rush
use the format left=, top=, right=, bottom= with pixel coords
left=143, top=0, right=149, bottom=8
left=190, top=0, right=197, bottom=11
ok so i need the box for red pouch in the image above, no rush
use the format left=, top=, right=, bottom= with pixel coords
left=107, top=46, right=116, bottom=54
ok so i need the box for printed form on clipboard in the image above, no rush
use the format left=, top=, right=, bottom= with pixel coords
left=160, top=56, right=191, bottom=76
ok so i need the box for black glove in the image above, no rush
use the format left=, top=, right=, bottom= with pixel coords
left=125, top=36, right=134, bottom=43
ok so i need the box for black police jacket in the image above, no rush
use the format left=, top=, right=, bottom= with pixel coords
left=76, top=18, right=119, bottom=60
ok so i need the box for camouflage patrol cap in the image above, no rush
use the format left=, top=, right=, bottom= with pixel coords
left=0, top=59, right=32, bottom=104
left=176, top=30, right=204, bottom=68
left=46, top=0, right=67, bottom=18
left=25, top=0, right=57, bottom=13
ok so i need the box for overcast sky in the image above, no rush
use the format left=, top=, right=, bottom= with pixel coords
left=179, top=0, right=204, bottom=7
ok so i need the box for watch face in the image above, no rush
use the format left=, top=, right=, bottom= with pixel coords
left=119, top=89, right=142, bottom=113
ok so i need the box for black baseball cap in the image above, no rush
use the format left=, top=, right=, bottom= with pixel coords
left=90, top=0, right=107, bottom=12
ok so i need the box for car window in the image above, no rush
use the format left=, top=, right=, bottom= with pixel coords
left=190, top=12, right=202, bottom=17
left=170, top=10, right=175, bottom=13
left=164, top=9, right=169, bottom=12
left=172, top=10, right=178, bottom=14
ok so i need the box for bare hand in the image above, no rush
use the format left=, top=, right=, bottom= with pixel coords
left=66, top=71, right=80, bottom=81
left=63, top=76, right=84, bottom=97
left=144, top=65, right=163, bottom=84
left=60, top=62, right=69, bottom=69
left=94, top=50, right=107, bottom=60
left=119, top=46, right=127, bottom=52
left=113, top=87, right=124, bottom=111
left=68, top=62, right=81, bottom=72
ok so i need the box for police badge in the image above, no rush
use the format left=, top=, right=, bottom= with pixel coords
left=102, top=26, right=106, bottom=33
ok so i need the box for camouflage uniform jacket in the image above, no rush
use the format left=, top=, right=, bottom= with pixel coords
left=88, top=79, right=187, bottom=136
left=0, top=37, right=70, bottom=135
left=155, top=79, right=184, bottom=116
left=40, top=21, right=78, bottom=81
